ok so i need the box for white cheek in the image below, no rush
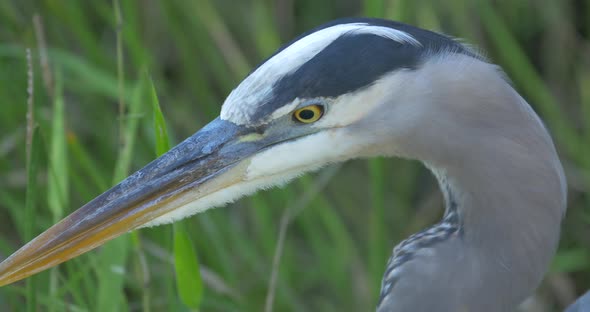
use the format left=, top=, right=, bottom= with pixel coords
left=246, top=130, right=357, bottom=180
left=143, top=130, right=358, bottom=228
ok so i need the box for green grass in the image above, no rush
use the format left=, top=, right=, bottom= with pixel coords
left=0, top=1, right=589, bottom=311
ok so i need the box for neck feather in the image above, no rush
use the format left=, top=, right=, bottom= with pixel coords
left=378, top=148, right=565, bottom=312
left=372, top=55, right=566, bottom=311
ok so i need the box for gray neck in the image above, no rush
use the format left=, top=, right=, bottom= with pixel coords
left=377, top=152, right=565, bottom=312
left=367, top=55, right=567, bottom=311
left=378, top=168, right=462, bottom=309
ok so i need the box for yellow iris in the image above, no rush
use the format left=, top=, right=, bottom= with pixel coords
left=293, top=105, right=323, bottom=123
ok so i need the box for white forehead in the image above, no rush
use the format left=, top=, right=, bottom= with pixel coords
left=220, top=22, right=420, bottom=125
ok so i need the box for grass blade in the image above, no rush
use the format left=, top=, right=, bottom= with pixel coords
left=95, top=77, right=145, bottom=312
left=47, top=71, right=68, bottom=224
left=24, top=126, right=41, bottom=312
left=150, top=79, right=170, bottom=154
left=368, top=158, right=386, bottom=295
left=24, top=47, right=40, bottom=312
left=47, top=70, right=68, bottom=312
left=150, top=77, right=203, bottom=309
left=551, top=249, right=590, bottom=273
left=474, top=0, right=581, bottom=162
left=173, top=222, right=204, bottom=309
left=114, top=0, right=126, bottom=149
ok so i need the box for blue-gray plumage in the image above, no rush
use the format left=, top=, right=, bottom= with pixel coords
left=0, top=18, right=583, bottom=312
left=565, top=290, right=590, bottom=312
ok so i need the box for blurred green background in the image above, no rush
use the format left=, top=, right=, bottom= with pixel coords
left=0, top=0, right=589, bottom=311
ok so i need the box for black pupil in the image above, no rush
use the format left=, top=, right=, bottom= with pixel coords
left=299, top=109, right=315, bottom=120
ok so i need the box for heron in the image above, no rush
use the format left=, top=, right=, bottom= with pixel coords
left=0, top=17, right=586, bottom=311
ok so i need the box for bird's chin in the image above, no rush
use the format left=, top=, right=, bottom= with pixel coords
left=139, top=159, right=250, bottom=227
left=143, top=157, right=326, bottom=228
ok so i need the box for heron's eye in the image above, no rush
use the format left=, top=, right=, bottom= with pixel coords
left=293, top=105, right=323, bottom=123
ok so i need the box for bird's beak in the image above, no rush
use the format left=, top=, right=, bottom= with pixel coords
left=0, top=118, right=269, bottom=286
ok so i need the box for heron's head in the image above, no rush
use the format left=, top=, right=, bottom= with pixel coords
left=0, top=18, right=483, bottom=285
